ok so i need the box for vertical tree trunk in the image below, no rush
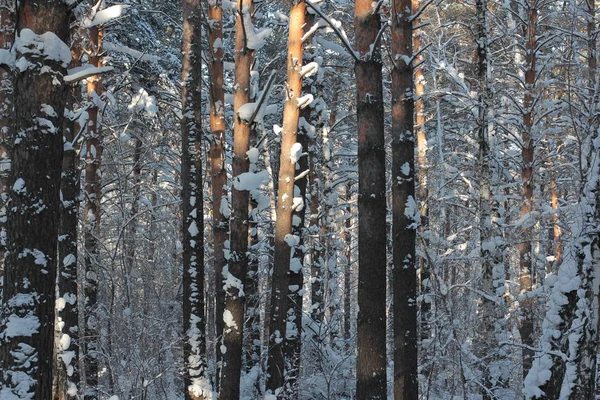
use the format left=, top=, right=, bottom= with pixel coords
left=355, top=0, right=387, bottom=398
left=219, top=0, right=254, bottom=397
left=182, top=1, right=210, bottom=399
left=474, top=0, right=504, bottom=397
left=83, top=12, right=103, bottom=399
left=412, top=0, right=431, bottom=349
left=0, top=0, right=14, bottom=293
left=519, top=0, right=538, bottom=378
left=343, top=185, right=353, bottom=343
left=391, top=0, right=418, bottom=399
left=0, top=2, right=70, bottom=398
left=55, top=28, right=83, bottom=400
left=207, top=0, right=228, bottom=389
left=267, top=1, right=307, bottom=396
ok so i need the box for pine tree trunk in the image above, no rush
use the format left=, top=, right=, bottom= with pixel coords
left=519, top=1, right=538, bottom=378
left=355, top=0, right=388, bottom=398
left=0, top=0, right=14, bottom=294
left=182, top=1, right=210, bottom=399
left=83, top=15, right=104, bottom=399
left=267, top=1, right=307, bottom=396
left=391, top=0, right=418, bottom=399
left=0, top=1, right=70, bottom=398
left=219, top=0, right=254, bottom=397
left=207, top=0, right=228, bottom=389
left=55, top=28, right=83, bottom=400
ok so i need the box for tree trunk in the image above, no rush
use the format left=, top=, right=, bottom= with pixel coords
left=207, top=0, right=228, bottom=389
left=0, top=0, right=14, bottom=295
left=219, top=0, right=254, bottom=397
left=355, top=0, right=387, bottom=398
left=0, top=2, right=70, bottom=398
left=519, top=0, right=538, bottom=378
left=55, top=27, right=83, bottom=400
left=83, top=12, right=104, bottom=399
left=182, top=1, right=210, bottom=399
left=267, top=1, right=307, bottom=396
left=391, top=0, right=418, bottom=399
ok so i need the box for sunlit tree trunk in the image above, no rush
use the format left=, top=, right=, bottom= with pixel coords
left=0, top=1, right=70, bottom=398
left=518, top=0, right=538, bottom=378
left=181, top=1, right=210, bottom=399
left=355, top=0, right=387, bottom=397
left=219, top=0, right=254, bottom=397
left=391, top=0, right=418, bottom=398
left=83, top=10, right=104, bottom=398
left=207, top=0, right=228, bottom=389
left=267, top=1, right=307, bottom=396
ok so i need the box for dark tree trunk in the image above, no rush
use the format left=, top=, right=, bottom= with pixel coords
left=355, top=0, right=388, bottom=398
left=55, top=28, right=83, bottom=400
left=0, top=0, right=14, bottom=294
left=391, top=1, right=418, bottom=399
left=182, top=1, right=210, bottom=399
left=0, top=1, right=70, bottom=398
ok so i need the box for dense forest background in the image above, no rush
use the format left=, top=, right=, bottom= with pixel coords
left=1, top=0, right=600, bottom=399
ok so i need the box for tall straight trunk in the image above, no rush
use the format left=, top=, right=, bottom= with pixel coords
left=355, top=0, right=387, bottom=398
left=412, top=0, right=430, bottom=347
left=343, top=185, right=353, bottom=343
left=267, top=1, right=307, bottom=395
left=474, top=0, right=503, bottom=397
left=219, top=0, right=254, bottom=397
left=181, top=1, right=210, bottom=399
left=0, top=0, right=14, bottom=292
left=0, top=2, right=70, bottom=398
left=55, top=29, right=83, bottom=400
left=83, top=13, right=103, bottom=399
left=519, top=0, right=538, bottom=378
left=391, top=0, right=417, bottom=399
left=207, top=0, right=228, bottom=388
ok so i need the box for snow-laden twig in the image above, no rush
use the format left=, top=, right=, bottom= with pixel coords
left=304, top=0, right=359, bottom=62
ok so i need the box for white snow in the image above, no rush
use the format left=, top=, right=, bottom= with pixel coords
left=85, top=5, right=131, bottom=27
left=15, top=29, right=71, bottom=71
left=188, top=221, right=199, bottom=237
left=233, top=171, right=269, bottom=191
left=290, top=142, right=303, bottom=164
left=247, top=147, right=259, bottom=164
left=223, top=310, right=237, bottom=329
left=13, top=178, right=26, bottom=194
left=64, top=64, right=114, bottom=83
left=242, top=11, right=272, bottom=50
left=103, top=42, right=159, bottom=63
left=5, top=314, right=40, bottom=337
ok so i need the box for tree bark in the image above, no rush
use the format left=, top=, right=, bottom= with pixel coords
left=391, top=0, right=418, bottom=399
left=55, top=27, right=83, bottom=400
left=267, top=1, right=307, bottom=396
left=0, top=1, right=70, bottom=398
left=519, top=0, right=538, bottom=378
left=182, top=1, right=210, bottom=399
left=219, top=0, right=254, bottom=397
left=355, top=0, right=387, bottom=398
left=83, top=11, right=104, bottom=398
left=0, top=0, right=14, bottom=294
left=207, top=0, right=228, bottom=389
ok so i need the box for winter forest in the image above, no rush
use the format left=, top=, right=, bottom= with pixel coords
left=3, top=0, right=600, bottom=399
